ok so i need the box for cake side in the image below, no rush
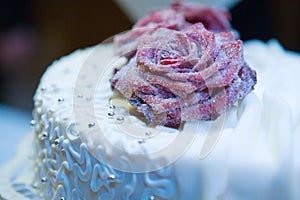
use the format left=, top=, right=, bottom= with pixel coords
left=31, top=43, right=236, bottom=200
left=32, top=41, right=300, bottom=200
left=32, top=44, right=182, bottom=200
left=31, top=43, right=235, bottom=200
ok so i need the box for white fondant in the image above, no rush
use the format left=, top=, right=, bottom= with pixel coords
left=30, top=40, right=300, bottom=200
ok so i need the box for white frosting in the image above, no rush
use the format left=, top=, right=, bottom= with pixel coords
left=32, top=40, right=300, bottom=200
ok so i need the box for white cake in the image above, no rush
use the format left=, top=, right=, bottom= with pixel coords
left=31, top=40, right=300, bottom=200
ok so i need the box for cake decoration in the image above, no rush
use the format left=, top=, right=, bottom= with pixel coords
left=111, top=4, right=257, bottom=127
left=1, top=38, right=299, bottom=200
left=87, top=122, right=95, bottom=128
left=30, top=119, right=36, bottom=126
left=1, top=1, right=299, bottom=199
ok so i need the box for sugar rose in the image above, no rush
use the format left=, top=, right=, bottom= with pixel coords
left=111, top=23, right=257, bottom=127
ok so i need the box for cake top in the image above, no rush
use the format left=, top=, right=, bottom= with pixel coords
left=111, top=1, right=257, bottom=127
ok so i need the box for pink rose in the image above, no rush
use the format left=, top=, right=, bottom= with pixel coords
left=111, top=23, right=256, bottom=127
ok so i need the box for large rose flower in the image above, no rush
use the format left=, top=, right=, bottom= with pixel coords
left=111, top=23, right=257, bottom=127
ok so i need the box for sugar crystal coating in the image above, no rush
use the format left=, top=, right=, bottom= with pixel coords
left=111, top=4, right=257, bottom=127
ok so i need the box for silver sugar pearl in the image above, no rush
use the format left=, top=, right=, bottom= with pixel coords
left=41, top=177, right=47, bottom=183
left=149, top=195, right=156, bottom=200
left=109, top=104, right=116, bottom=109
left=108, top=174, right=116, bottom=182
left=77, top=93, right=83, bottom=98
left=54, top=138, right=60, bottom=146
left=138, top=139, right=145, bottom=144
left=41, top=86, right=46, bottom=92
left=60, top=197, right=65, bottom=200
left=88, top=122, right=95, bottom=128
left=39, top=132, right=48, bottom=140
left=57, top=97, right=64, bottom=102
left=115, top=116, right=124, bottom=124
left=30, top=120, right=36, bottom=126
left=107, top=111, right=115, bottom=118
left=31, top=182, right=39, bottom=188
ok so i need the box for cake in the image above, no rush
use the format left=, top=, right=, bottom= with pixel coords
left=30, top=2, right=300, bottom=200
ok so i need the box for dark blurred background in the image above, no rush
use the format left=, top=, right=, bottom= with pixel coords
left=0, top=0, right=299, bottom=113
